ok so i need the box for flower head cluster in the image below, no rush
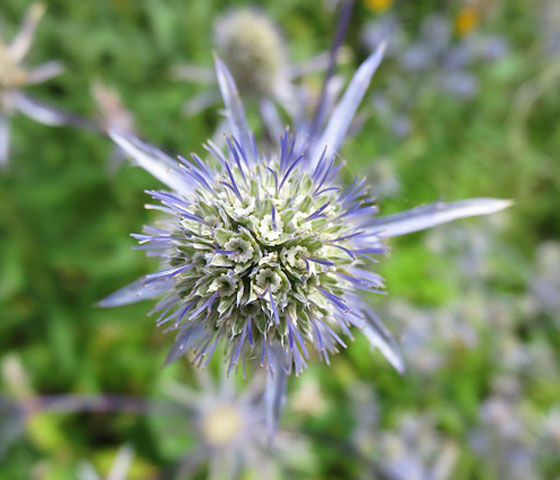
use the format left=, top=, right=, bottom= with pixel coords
left=213, top=9, right=287, bottom=98
left=101, top=45, right=510, bottom=381
left=0, top=3, right=66, bottom=168
left=130, top=131, right=389, bottom=377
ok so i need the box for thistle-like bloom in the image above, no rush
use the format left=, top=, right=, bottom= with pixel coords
left=100, top=45, right=510, bottom=387
left=0, top=3, right=66, bottom=168
left=172, top=7, right=337, bottom=124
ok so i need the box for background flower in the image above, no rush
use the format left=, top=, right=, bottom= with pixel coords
left=0, top=3, right=68, bottom=168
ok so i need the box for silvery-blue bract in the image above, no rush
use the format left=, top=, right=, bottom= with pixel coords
left=100, top=44, right=510, bottom=382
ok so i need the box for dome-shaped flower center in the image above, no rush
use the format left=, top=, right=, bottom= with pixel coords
left=255, top=268, right=283, bottom=294
left=0, top=47, right=27, bottom=89
left=201, top=405, right=243, bottom=447
left=213, top=9, right=287, bottom=97
left=224, top=237, right=254, bottom=264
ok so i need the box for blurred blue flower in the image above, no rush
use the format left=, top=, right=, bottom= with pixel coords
left=377, top=414, right=458, bottom=480
left=351, top=394, right=459, bottom=480
left=154, top=370, right=311, bottom=477
left=0, top=3, right=67, bottom=169
left=469, top=393, right=541, bottom=480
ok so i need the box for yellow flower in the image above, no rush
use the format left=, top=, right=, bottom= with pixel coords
left=455, top=6, right=478, bottom=36
left=365, top=0, right=393, bottom=13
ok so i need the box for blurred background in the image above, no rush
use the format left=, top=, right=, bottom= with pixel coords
left=0, top=0, right=559, bottom=478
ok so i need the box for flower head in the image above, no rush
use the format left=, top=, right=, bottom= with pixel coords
left=101, top=44, right=511, bottom=384
left=156, top=369, right=310, bottom=477
left=171, top=7, right=339, bottom=127
left=0, top=3, right=66, bottom=168
left=213, top=9, right=288, bottom=98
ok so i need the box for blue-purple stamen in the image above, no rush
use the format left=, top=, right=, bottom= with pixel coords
left=311, top=146, right=328, bottom=181
left=193, top=334, right=215, bottom=367
left=190, top=292, right=219, bottom=320
left=227, top=138, right=247, bottom=185
left=268, top=290, right=280, bottom=325
left=223, top=162, right=243, bottom=201
left=336, top=272, right=384, bottom=292
left=181, top=211, right=210, bottom=225
left=288, top=319, right=309, bottom=359
left=157, top=300, right=193, bottom=327
left=311, top=320, right=324, bottom=350
left=315, top=186, right=340, bottom=197
left=145, top=264, right=193, bottom=280
left=314, top=157, right=336, bottom=194
left=319, top=319, right=347, bottom=349
left=232, top=137, right=251, bottom=168
left=221, top=181, right=243, bottom=202
left=271, top=206, right=277, bottom=230
left=154, top=301, right=178, bottom=325
left=352, top=247, right=387, bottom=255
left=191, top=152, right=215, bottom=180
left=204, top=140, right=228, bottom=168
left=279, top=153, right=304, bottom=190
left=319, top=288, right=349, bottom=312
left=183, top=157, right=213, bottom=190
left=330, top=244, right=356, bottom=260
left=279, top=130, right=296, bottom=173
left=304, top=202, right=331, bottom=222
left=201, top=332, right=222, bottom=368
left=246, top=318, right=254, bottom=346
left=228, top=326, right=248, bottom=375
left=147, top=191, right=209, bottom=225
left=306, top=257, right=335, bottom=266
left=131, top=234, right=173, bottom=244
left=326, top=231, right=367, bottom=243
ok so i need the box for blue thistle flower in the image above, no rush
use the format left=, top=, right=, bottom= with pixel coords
left=100, top=43, right=510, bottom=408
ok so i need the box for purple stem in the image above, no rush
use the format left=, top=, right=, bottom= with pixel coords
left=308, top=0, right=355, bottom=143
